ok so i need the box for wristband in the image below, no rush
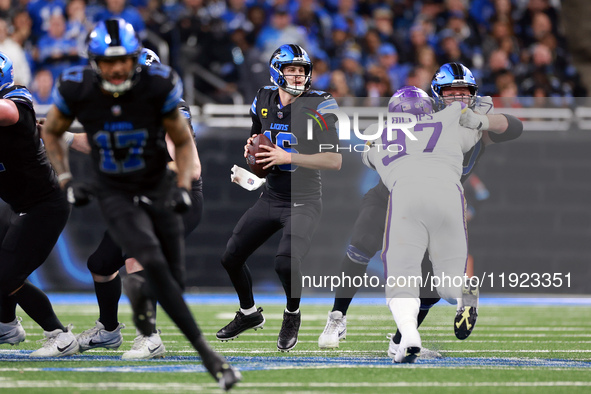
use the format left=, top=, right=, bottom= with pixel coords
left=57, top=172, right=73, bottom=183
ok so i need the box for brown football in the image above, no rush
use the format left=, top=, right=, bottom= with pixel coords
left=246, top=133, right=274, bottom=178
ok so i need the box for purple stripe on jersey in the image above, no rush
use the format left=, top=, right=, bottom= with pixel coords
left=380, top=183, right=395, bottom=279
left=457, top=184, right=469, bottom=274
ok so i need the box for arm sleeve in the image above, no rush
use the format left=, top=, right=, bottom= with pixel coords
left=250, top=93, right=262, bottom=135
left=488, top=114, right=523, bottom=143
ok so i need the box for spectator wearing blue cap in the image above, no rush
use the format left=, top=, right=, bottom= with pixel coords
left=327, top=16, right=354, bottom=70
left=378, top=43, right=411, bottom=92
left=340, top=47, right=365, bottom=96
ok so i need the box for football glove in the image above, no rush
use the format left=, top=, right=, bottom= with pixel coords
left=65, top=181, right=94, bottom=207
left=167, top=186, right=192, bottom=213
left=230, top=165, right=266, bottom=191
left=460, top=107, right=490, bottom=131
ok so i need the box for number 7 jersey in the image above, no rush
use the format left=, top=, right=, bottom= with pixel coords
left=367, top=102, right=481, bottom=190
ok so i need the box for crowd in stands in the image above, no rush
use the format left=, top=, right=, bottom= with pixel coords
left=0, top=0, right=586, bottom=106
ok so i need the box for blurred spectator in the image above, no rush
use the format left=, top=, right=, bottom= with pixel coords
left=328, top=69, right=354, bottom=105
left=292, top=0, right=331, bottom=54
left=437, top=29, right=473, bottom=68
left=27, top=0, right=67, bottom=44
left=35, top=13, right=80, bottom=81
left=245, top=5, right=266, bottom=46
left=333, top=0, right=366, bottom=38
left=360, top=28, right=382, bottom=68
left=405, top=65, right=432, bottom=93
left=255, top=6, right=309, bottom=62
left=311, top=51, right=331, bottom=91
left=0, top=0, right=13, bottom=20
left=377, top=43, right=411, bottom=92
left=31, top=69, right=54, bottom=105
left=371, top=7, right=404, bottom=55
left=0, top=18, right=31, bottom=86
left=516, top=0, right=559, bottom=44
left=364, top=65, right=393, bottom=106
left=415, top=45, right=439, bottom=78
left=231, top=27, right=267, bottom=100
left=480, top=48, right=511, bottom=95
left=64, top=0, right=93, bottom=55
left=11, top=9, right=33, bottom=48
left=340, top=48, right=365, bottom=96
left=325, top=16, right=353, bottom=70
left=93, top=0, right=147, bottom=40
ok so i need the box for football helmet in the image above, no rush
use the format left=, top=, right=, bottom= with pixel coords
left=0, top=51, right=14, bottom=92
left=388, top=86, right=434, bottom=115
left=87, top=19, right=141, bottom=94
left=138, top=48, right=160, bottom=66
left=431, top=62, right=478, bottom=109
left=269, top=44, right=312, bottom=96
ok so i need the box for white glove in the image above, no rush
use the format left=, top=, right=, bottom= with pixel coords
left=474, top=96, right=494, bottom=114
left=460, top=107, right=490, bottom=131
left=230, top=165, right=266, bottom=191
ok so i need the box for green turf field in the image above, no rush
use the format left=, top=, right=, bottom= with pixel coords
left=1, top=300, right=590, bottom=393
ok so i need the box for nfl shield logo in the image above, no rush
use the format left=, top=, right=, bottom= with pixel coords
left=277, top=111, right=283, bottom=119
left=247, top=178, right=254, bottom=185
left=111, top=105, right=121, bottom=116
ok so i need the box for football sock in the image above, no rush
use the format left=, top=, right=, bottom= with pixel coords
left=0, top=294, right=17, bottom=323
left=240, top=305, right=258, bottom=315
left=285, top=308, right=300, bottom=314
left=12, top=282, right=65, bottom=332
left=393, top=307, right=430, bottom=344
left=333, top=255, right=369, bottom=314
left=94, top=275, right=121, bottom=331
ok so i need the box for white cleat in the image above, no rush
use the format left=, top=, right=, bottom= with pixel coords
left=0, top=316, right=26, bottom=346
left=122, top=331, right=166, bottom=360
left=30, top=325, right=79, bottom=358
left=76, top=320, right=125, bottom=352
left=318, top=311, right=347, bottom=349
left=388, top=330, right=421, bottom=364
left=387, top=334, right=442, bottom=360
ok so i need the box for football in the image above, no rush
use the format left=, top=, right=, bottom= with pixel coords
left=246, top=133, right=274, bottom=178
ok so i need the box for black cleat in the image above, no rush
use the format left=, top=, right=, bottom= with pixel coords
left=216, top=307, right=265, bottom=341
left=454, top=282, right=479, bottom=340
left=196, top=337, right=242, bottom=391
left=277, top=310, right=301, bottom=352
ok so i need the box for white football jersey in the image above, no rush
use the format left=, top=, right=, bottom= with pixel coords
left=367, top=102, right=481, bottom=190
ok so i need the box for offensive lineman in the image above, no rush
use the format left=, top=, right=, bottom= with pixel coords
left=216, top=44, right=341, bottom=352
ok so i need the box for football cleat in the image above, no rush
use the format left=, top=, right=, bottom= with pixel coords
left=0, top=316, right=26, bottom=345
left=318, top=310, right=347, bottom=349
left=387, top=334, right=442, bottom=359
left=277, top=310, right=301, bottom=352
left=122, top=330, right=166, bottom=360
left=30, top=324, right=79, bottom=358
left=216, top=307, right=265, bottom=341
left=195, top=335, right=242, bottom=391
left=390, top=329, right=421, bottom=364
left=76, top=320, right=125, bottom=352
left=455, top=281, right=479, bottom=340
